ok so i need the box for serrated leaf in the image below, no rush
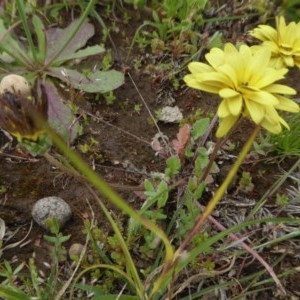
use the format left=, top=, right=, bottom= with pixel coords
left=191, top=118, right=210, bottom=140
left=47, top=67, right=124, bottom=93
left=43, top=79, right=79, bottom=143
left=45, top=18, right=95, bottom=66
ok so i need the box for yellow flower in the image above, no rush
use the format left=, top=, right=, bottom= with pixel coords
left=184, top=43, right=299, bottom=137
left=249, top=16, right=300, bottom=69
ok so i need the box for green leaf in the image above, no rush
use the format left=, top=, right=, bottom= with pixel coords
left=165, top=156, right=181, bottom=178
left=144, top=210, right=167, bottom=220
left=191, top=118, right=210, bottom=140
left=194, top=147, right=209, bottom=177
left=45, top=18, right=95, bottom=66
left=194, top=181, right=205, bottom=200
left=32, top=15, right=46, bottom=63
left=143, top=180, right=168, bottom=210
left=19, top=134, right=52, bottom=156
left=144, top=179, right=155, bottom=192
left=0, top=18, right=31, bottom=66
left=44, top=79, right=79, bottom=143
left=47, top=67, right=124, bottom=93
left=0, top=286, right=31, bottom=300
left=157, top=180, right=169, bottom=208
left=53, top=45, right=105, bottom=66
left=45, top=217, right=60, bottom=234
left=16, top=0, right=38, bottom=63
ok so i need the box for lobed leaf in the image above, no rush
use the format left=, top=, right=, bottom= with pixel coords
left=47, top=67, right=124, bottom=93
left=45, top=18, right=95, bottom=66
left=53, top=45, right=105, bottom=66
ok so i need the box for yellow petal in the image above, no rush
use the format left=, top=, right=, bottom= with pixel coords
left=244, top=100, right=265, bottom=124
left=260, top=118, right=282, bottom=134
left=205, top=47, right=225, bottom=69
left=251, top=68, right=287, bottom=88
left=263, top=41, right=281, bottom=53
left=218, top=96, right=243, bottom=117
left=217, top=99, right=231, bottom=118
left=263, top=106, right=281, bottom=125
left=263, top=84, right=296, bottom=95
left=218, top=89, right=243, bottom=118
left=216, top=115, right=239, bottom=138
left=228, top=96, right=243, bottom=116
left=277, top=16, right=287, bottom=36
left=250, top=47, right=271, bottom=75
left=223, top=43, right=239, bottom=60
left=275, top=95, right=300, bottom=112
left=188, top=62, right=214, bottom=73
left=250, top=25, right=278, bottom=42
left=219, top=88, right=240, bottom=98
left=279, top=116, right=290, bottom=129
left=244, top=90, right=279, bottom=106
left=282, top=55, right=295, bottom=67
left=218, top=64, right=238, bottom=88
left=239, top=45, right=253, bottom=82
left=184, top=74, right=223, bottom=93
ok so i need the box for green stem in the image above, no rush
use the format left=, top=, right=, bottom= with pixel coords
left=151, top=126, right=261, bottom=298
left=179, top=125, right=260, bottom=252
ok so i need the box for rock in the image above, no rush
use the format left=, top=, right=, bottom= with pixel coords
left=32, top=196, right=72, bottom=230
left=158, top=106, right=183, bottom=123
left=69, top=243, right=85, bottom=260
left=0, top=74, right=31, bottom=97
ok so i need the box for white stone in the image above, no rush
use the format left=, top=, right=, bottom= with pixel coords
left=158, top=106, right=183, bottom=123
left=0, top=74, right=31, bottom=97
left=32, top=196, right=72, bottom=230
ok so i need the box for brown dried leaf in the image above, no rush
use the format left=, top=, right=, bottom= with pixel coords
left=171, top=124, right=191, bottom=158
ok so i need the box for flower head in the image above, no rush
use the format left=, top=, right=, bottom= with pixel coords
left=0, top=75, right=51, bottom=155
left=249, top=16, right=300, bottom=69
left=184, top=43, right=299, bottom=137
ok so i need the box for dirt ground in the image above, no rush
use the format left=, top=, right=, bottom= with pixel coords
left=1, top=2, right=300, bottom=299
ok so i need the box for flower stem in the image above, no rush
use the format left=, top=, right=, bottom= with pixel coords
left=177, top=125, right=261, bottom=261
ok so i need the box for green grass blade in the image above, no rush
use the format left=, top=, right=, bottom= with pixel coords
left=86, top=186, right=144, bottom=297
left=0, top=286, right=31, bottom=300
left=15, top=0, right=38, bottom=63
left=32, top=15, right=46, bottom=63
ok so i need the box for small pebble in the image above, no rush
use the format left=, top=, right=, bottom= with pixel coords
left=32, top=196, right=72, bottom=230
left=158, top=106, right=183, bottom=123
left=0, top=74, right=31, bottom=97
left=69, top=243, right=85, bottom=260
